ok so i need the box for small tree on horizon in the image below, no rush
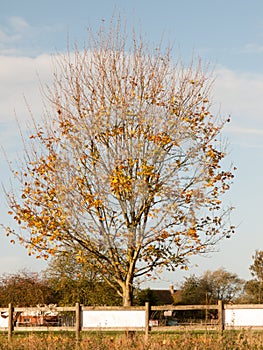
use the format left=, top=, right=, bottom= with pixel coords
left=4, top=19, right=234, bottom=306
left=249, top=250, right=263, bottom=303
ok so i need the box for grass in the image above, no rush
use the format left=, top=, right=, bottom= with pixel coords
left=1, top=330, right=263, bottom=349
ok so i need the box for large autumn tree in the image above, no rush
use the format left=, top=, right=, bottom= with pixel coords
left=5, top=20, right=234, bottom=306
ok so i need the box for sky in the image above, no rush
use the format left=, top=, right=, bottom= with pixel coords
left=0, top=0, right=263, bottom=289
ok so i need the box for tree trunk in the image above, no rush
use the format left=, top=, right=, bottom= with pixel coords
left=122, top=283, right=133, bottom=306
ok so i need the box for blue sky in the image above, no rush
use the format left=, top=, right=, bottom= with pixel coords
left=1, top=0, right=263, bottom=288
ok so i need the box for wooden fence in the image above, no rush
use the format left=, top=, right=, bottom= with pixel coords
left=3, top=301, right=263, bottom=341
left=151, top=300, right=224, bottom=330
left=0, top=303, right=151, bottom=342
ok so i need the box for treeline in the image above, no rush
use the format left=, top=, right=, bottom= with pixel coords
left=1, top=250, right=263, bottom=307
left=0, top=252, right=122, bottom=307
left=147, top=250, right=263, bottom=306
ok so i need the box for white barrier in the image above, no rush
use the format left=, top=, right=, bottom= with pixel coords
left=82, top=310, right=145, bottom=329
left=0, top=313, right=8, bottom=328
left=224, top=308, right=263, bottom=327
left=4, top=302, right=263, bottom=338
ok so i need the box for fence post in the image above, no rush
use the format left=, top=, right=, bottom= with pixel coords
left=145, top=302, right=150, bottom=343
left=75, top=303, right=81, bottom=341
left=218, top=300, right=224, bottom=332
left=8, top=303, right=13, bottom=342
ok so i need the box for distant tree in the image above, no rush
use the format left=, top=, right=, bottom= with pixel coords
left=242, top=250, right=263, bottom=303
left=176, top=268, right=244, bottom=305
left=250, top=250, right=263, bottom=282
left=174, top=275, right=205, bottom=305
left=202, top=269, right=244, bottom=302
left=237, top=279, right=263, bottom=304
left=43, top=250, right=121, bottom=306
left=5, top=18, right=234, bottom=306
left=135, top=288, right=160, bottom=306
left=0, top=270, right=55, bottom=307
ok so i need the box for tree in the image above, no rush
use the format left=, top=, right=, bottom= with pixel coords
left=135, top=288, right=160, bottom=306
left=0, top=270, right=55, bottom=307
left=176, top=268, right=244, bottom=305
left=174, top=275, right=204, bottom=305
left=237, top=279, right=263, bottom=304
left=250, top=250, right=263, bottom=282
left=202, top=269, right=244, bottom=302
left=5, top=19, right=234, bottom=306
left=43, top=251, right=121, bottom=306
left=248, top=250, right=263, bottom=303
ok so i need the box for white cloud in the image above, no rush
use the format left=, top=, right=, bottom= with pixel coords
left=214, top=67, right=263, bottom=127
left=0, top=54, right=55, bottom=161
left=8, top=16, right=30, bottom=31
left=0, top=16, right=30, bottom=47
left=0, top=16, right=63, bottom=56
left=213, top=68, right=263, bottom=148
left=0, top=29, right=9, bottom=42
left=241, top=43, right=263, bottom=54
left=228, top=127, right=263, bottom=136
left=0, top=54, right=53, bottom=122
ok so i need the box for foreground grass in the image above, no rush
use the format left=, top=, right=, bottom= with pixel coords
left=1, top=330, right=263, bottom=349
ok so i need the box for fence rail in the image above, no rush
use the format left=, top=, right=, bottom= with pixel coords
left=0, top=303, right=151, bottom=341
left=3, top=301, right=263, bottom=341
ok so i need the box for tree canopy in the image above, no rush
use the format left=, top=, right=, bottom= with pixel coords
left=238, top=279, right=263, bottom=304
left=175, top=268, right=244, bottom=305
left=5, top=19, right=234, bottom=305
left=250, top=250, right=263, bottom=282
left=0, top=270, right=55, bottom=307
left=239, top=250, right=263, bottom=303
left=43, top=251, right=121, bottom=306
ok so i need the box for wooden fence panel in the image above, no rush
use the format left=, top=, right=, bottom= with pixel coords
left=3, top=301, right=263, bottom=342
